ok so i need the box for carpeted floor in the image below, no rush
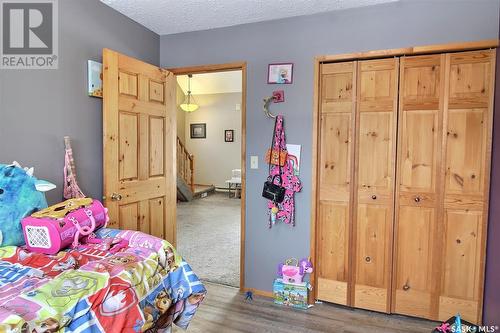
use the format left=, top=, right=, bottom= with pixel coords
left=177, top=192, right=240, bottom=287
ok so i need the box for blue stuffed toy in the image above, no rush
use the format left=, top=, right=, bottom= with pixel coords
left=0, top=162, right=55, bottom=246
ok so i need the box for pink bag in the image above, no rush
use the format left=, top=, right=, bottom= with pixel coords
left=22, top=199, right=108, bottom=254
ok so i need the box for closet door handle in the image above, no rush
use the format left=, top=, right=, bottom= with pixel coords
left=371, top=195, right=377, bottom=200
left=403, top=284, right=410, bottom=291
left=365, top=256, right=371, bottom=263
left=414, top=196, right=421, bottom=203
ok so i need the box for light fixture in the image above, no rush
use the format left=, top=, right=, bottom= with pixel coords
left=180, top=74, right=199, bottom=112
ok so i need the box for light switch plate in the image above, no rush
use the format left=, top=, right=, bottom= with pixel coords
left=250, top=156, right=258, bottom=169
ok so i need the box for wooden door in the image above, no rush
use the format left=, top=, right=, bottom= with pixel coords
left=393, top=54, right=445, bottom=319
left=316, top=62, right=356, bottom=305
left=438, top=50, right=495, bottom=323
left=103, top=49, right=177, bottom=243
left=352, top=58, right=398, bottom=313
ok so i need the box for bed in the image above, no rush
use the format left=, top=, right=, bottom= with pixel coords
left=0, top=228, right=206, bottom=333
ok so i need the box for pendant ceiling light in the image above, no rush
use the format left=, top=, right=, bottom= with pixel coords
left=180, top=74, right=199, bottom=112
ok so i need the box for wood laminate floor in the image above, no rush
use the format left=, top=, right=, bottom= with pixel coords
left=174, top=282, right=438, bottom=333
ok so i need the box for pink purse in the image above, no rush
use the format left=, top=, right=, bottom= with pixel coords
left=22, top=199, right=108, bottom=254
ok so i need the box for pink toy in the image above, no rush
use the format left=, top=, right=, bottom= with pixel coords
left=21, top=199, right=109, bottom=254
left=79, top=236, right=129, bottom=254
left=277, top=258, right=313, bottom=284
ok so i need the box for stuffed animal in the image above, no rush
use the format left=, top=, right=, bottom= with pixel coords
left=277, top=257, right=313, bottom=284
left=0, top=162, right=55, bottom=246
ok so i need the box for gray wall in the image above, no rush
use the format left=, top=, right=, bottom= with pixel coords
left=0, top=0, right=159, bottom=204
left=183, top=93, right=242, bottom=188
left=160, top=0, right=500, bottom=318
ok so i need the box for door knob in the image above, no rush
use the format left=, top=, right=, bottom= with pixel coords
left=403, top=284, right=410, bottom=291
left=371, top=195, right=377, bottom=200
left=111, top=192, right=123, bottom=201
left=414, top=196, right=421, bottom=203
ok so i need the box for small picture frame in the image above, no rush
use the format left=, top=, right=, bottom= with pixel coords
left=225, top=130, right=234, bottom=142
left=190, top=123, right=206, bottom=139
left=87, top=60, right=103, bottom=98
left=268, top=63, right=293, bottom=84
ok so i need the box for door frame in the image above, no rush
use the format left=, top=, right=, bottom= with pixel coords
left=310, top=39, right=499, bottom=304
left=167, top=62, right=247, bottom=291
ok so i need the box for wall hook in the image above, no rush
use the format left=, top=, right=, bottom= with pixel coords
left=263, top=96, right=277, bottom=119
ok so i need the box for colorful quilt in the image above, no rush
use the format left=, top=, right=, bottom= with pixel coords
left=0, top=229, right=206, bottom=333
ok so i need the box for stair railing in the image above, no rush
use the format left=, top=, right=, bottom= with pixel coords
left=177, top=137, right=195, bottom=192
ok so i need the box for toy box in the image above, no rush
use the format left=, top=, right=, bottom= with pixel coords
left=21, top=198, right=108, bottom=254
left=273, top=278, right=310, bottom=310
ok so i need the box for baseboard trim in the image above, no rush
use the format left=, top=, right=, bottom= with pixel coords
left=242, top=288, right=273, bottom=298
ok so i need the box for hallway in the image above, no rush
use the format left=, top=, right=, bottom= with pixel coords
left=177, top=192, right=240, bottom=287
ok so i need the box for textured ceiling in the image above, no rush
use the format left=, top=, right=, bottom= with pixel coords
left=177, top=71, right=242, bottom=95
left=101, top=0, right=400, bottom=35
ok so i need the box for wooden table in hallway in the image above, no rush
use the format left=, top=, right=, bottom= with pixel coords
left=174, top=282, right=438, bottom=333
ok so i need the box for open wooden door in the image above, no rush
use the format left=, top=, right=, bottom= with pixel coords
left=103, top=49, right=176, bottom=244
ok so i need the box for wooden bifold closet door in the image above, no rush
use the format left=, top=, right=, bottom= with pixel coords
left=315, top=48, right=495, bottom=324
left=353, top=58, right=398, bottom=313
left=393, top=54, right=445, bottom=319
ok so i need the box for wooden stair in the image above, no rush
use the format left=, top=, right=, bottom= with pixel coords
left=177, top=137, right=195, bottom=201
left=193, top=184, right=216, bottom=198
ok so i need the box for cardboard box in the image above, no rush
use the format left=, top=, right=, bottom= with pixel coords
left=273, top=278, right=310, bottom=310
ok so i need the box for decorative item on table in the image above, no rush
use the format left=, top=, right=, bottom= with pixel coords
left=22, top=198, right=109, bottom=254
left=224, top=129, right=234, bottom=142
left=432, top=314, right=479, bottom=333
left=273, top=278, right=311, bottom=310
left=277, top=258, right=313, bottom=284
left=87, top=60, right=103, bottom=98
left=262, top=115, right=302, bottom=228
left=190, top=123, right=206, bottom=139
left=0, top=161, right=56, bottom=246
left=268, top=63, right=293, bottom=84
left=63, top=136, right=85, bottom=199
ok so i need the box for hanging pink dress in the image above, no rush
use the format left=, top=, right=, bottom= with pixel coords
left=266, top=115, right=302, bottom=228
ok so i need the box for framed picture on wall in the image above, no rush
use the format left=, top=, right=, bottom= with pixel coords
left=225, top=130, right=234, bottom=142
left=190, top=123, right=206, bottom=139
left=268, top=63, right=293, bottom=84
left=87, top=60, right=103, bottom=98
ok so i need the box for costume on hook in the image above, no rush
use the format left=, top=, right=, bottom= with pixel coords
left=266, top=115, right=302, bottom=227
left=63, top=136, right=85, bottom=199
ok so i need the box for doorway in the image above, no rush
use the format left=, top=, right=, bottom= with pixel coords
left=170, top=63, right=246, bottom=290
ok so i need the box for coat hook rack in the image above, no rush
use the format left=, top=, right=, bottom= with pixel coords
left=263, top=96, right=277, bottom=119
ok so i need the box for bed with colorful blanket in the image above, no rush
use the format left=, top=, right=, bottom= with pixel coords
left=0, top=228, right=206, bottom=333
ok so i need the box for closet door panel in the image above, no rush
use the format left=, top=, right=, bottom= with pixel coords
left=357, top=112, right=393, bottom=192
left=445, top=108, right=486, bottom=195
left=439, top=50, right=495, bottom=323
left=394, top=206, right=435, bottom=317
left=317, top=202, right=349, bottom=304
left=319, top=113, right=352, bottom=199
left=317, top=62, right=356, bottom=305
left=439, top=209, right=482, bottom=321
left=393, top=55, right=444, bottom=319
left=354, top=204, right=390, bottom=312
left=353, top=58, right=398, bottom=313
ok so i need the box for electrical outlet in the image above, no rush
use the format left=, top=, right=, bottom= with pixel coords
left=250, top=156, right=258, bottom=169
